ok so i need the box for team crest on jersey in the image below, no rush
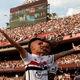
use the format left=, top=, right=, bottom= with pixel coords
left=35, top=71, right=42, bottom=79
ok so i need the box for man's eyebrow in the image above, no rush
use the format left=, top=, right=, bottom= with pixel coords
left=38, top=41, right=43, bottom=44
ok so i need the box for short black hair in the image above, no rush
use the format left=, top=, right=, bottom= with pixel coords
left=28, top=38, right=42, bottom=48
left=42, top=40, right=52, bottom=46
left=28, top=38, right=52, bottom=53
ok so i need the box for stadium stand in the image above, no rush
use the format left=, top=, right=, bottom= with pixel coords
left=0, top=13, right=80, bottom=46
left=0, top=50, right=25, bottom=79
left=0, top=13, right=80, bottom=79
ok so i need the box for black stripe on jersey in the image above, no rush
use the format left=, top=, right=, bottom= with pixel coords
left=26, top=66, right=47, bottom=71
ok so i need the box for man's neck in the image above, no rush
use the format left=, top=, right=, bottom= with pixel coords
left=32, top=53, right=43, bottom=56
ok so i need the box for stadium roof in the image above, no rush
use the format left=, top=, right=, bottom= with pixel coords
left=0, top=44, right=28, bottom=55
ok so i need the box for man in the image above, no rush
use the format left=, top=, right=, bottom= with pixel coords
left=43, top=41, right=58, bottom=80
left=0, top=28, right=80, bottom=80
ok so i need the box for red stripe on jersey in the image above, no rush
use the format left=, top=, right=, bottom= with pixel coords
left=27, top=61, right=47, bottom=66
left=43, top=61, right=47, bottom=65
left=28, top=61, right=39, bottom=66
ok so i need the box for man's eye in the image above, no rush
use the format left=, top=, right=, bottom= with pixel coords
left=46, top=46, right=49, bottom=48
left=39, top=42, right=43, bottom=45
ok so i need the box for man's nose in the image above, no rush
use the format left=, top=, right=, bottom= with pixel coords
left=42, top=45, right=46, bottom=49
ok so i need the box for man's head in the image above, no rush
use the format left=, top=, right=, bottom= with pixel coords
left=28, top=38, right=51, bottom=55
left=42, top=40, right=52, bottom=55
left=28, top=38, right=42, bottom=48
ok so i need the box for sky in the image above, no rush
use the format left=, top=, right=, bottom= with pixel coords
left=0, top=0, right=80, bottom=28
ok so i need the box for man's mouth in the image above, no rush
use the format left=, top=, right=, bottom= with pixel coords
left=41, top=47, right=47, bottom=52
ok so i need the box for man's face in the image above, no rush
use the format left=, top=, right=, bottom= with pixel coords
left=42, top=42, right=51, bottom=55
left=30, top=40, right=46, bottom=55
left=30, top=40, right=51, bottom=55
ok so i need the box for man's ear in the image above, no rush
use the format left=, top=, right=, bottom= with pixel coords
left=30, top=44, right=35, bottom=51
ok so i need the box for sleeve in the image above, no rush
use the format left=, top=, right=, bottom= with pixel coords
left=48, top=61, right=58, bottom=74
left=47, top=55, right=54, bottom=68
left=21, top=51, right=32, bottom=65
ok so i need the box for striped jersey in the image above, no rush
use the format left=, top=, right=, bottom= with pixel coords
left=22, top=52, right=54, bottom=80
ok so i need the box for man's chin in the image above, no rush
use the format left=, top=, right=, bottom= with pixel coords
left=42, top=51, right=46, bottom=53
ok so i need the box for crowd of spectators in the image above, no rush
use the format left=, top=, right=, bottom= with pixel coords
left=54, top=72, right=80, bottom=80
left=0, top=60, right=24, bottom=69
left=57, top=53, right=80, bottom=64
left=0, top=13, right=80, bottom=43
left=0, top=53, right=79, bottom=69
left=0, top=74, right=23, bottom=80
left=0, top=71, right=80, bottom=80
left=0, top=13, right=80, bottom=79
left=54, top=72, right=71, bottom=80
